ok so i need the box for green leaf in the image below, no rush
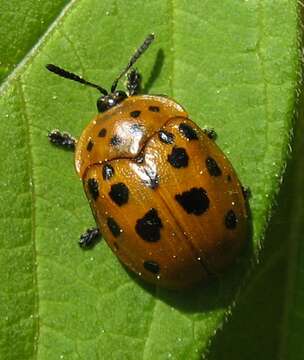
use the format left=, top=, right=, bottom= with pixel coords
left=0, top=0, right=70, bottom=82
left=0, top=1, right=300, bottom=359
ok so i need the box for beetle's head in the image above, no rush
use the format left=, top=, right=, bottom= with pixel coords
left=96, top=90, right=127, bottom=113
left=45, top=34, right=154, bottom=113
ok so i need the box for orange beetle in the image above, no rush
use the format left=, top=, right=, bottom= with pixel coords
left=47, top=34, right=248, bottom=289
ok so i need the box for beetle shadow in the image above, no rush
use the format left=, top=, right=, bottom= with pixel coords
left=125, top=198, right=254, bottom=314
left=142, top=48, right=165, bottom=94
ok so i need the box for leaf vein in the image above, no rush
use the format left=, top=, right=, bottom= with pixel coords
left=19, top=79, right=40, bottom=360
left=142, top=290, right=159, bottom=360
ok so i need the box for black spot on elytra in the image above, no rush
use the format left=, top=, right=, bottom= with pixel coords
left=110, top=135, right=122, bottom=146
left=102, top=163, right=115, bottom=180
left=130, top=110, right=141, bottom=118
left=206, top=156, right=222, bottom=177
left=87, top=178, right=99, bottom=200
left=175, top=187, right=209, bottom=215
left=149, top=105, right=160, bottom=112
left=167, top=147, right=189, bottom=168
left=98, top=128, right=107, bottom=137
left=225, top=210, right=238, bottom=229
left=144, top=260, right=160, bottom=274
left=109, top=183, right=129, bottom=206
left=179, top=123, right=198, bottom=140
left=135, top=208, right=163, bottom=242
left=159, top=130, right=174, bottom=144
left=86, top=139, right=94, bottom=151
left=227, top=174, right=232, bottom=182
left=107, top=217, right=122, bottom=238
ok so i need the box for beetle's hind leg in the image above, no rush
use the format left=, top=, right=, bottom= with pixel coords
left=127, top=68, right=141, bottom=96
left=203, top=128, right=217, bottom=140
left=79, top=227, right=101, bottom=249
left=242, top=186, right=251, bottom=200
left=48, top=129, right=76, bottom=151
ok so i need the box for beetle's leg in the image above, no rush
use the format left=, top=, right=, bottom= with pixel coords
left=242, top=186, right=251, bottom=200
left=203, top=128, right=217, bottom=140
left=79, top=227, right=101, bottom=249
left=48, top=129, right=76, bottom=151
left=127, top=68, right=141, bottom=96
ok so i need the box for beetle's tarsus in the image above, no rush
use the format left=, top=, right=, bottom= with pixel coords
left=48, top=129, right=76, bottom=151
left=79, top=228, right=101, bottom=249
left=203, top=128, right=217, bottom=140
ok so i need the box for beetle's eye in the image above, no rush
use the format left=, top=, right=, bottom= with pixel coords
left=115, top=91, right=127, bottom=102
left=97, top=96, right=108, bottom=113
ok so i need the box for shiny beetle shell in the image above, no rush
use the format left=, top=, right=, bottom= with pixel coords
left=75, top=95, right=248, bottom=289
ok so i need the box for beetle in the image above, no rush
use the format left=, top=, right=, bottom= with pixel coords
left=47, top=34, right=248, bottom=289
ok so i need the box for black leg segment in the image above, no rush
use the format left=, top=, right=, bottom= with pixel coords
left=203, top=128, right=217, bottom=140
left=79, top=227, right=101, bottom=249
left=242, top=186, right=251, bottom=200
left=127, top=69, right=141, bottom=96
left=48, top=129, right=76, bottom=151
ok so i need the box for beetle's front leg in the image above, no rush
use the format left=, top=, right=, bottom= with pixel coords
left=48, top=129, right=76, bottom=151
left=203, top=128, right=217, bottom=140
left=242, top=186, right=251, bottom=200
left=79, top=227, right=101, bottom=249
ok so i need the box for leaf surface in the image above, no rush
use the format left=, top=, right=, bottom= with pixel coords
left=0, top=1, right=300, bottom=359
left=0, top=0, right=70, bottom=82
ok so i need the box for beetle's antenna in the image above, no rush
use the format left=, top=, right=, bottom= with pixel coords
left=111, top=33, right=155, bottom=93
left=46, top=64, right=108, bottom=95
